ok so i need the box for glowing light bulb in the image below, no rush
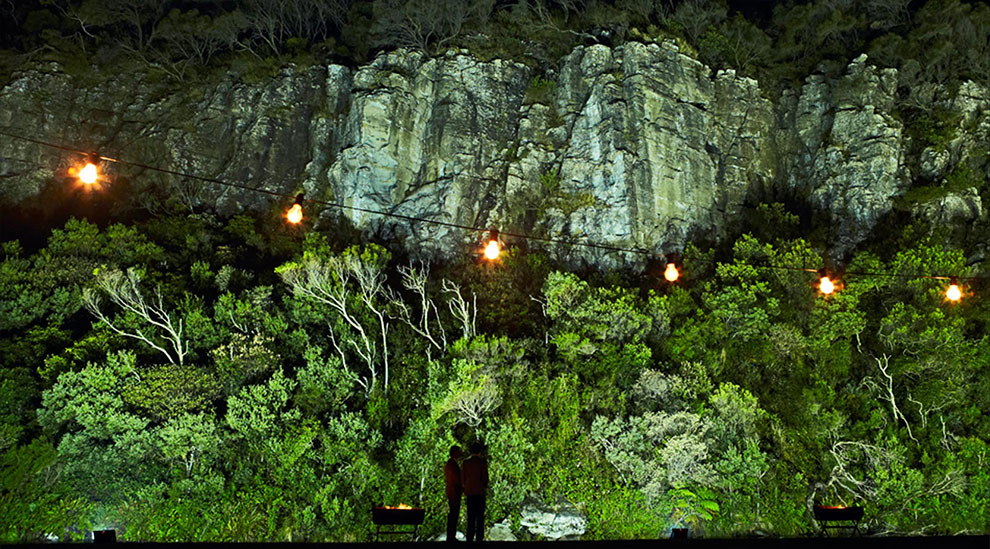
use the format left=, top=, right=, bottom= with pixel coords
left=482, top=229, right=501, bottom=260
left=946, top=282, right=962, bottom=302
left=286, top=203, right=303, bottom=224
left=664, top=262, right=679, bottom=282
left=819, top=276, right=834, bottom=295
left=484, top=239, right=500, bottom=260
left=79, top=162, right=98, bottom=184
left=286, top=193, right=304, bottom=224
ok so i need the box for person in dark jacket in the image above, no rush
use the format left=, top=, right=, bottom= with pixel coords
left=445, top=445, right=464, bottom=542
left=460, top=442, right=489, bottom=542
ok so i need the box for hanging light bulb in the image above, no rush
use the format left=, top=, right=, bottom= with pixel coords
left=946, top=278, right=962, bottom=302
left=286, top=193, right=304, bottom=224
left=819, top=276, right=834, bottom=295
left=664, top=262, right=679, bottom=282
left=79, top=162, right=98, bottom=184
left=77, top=154, right=101, bottom=185
left=662, top=253, right=680, bottom=282
left=818, top=269, right=835, bottom=295
left=484, top=229, right=500, bottom=260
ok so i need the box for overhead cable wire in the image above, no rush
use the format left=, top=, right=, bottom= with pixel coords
left=0, top=128, right=985, bottom=281
left=0, top=128, right=654, bottom=255
left=735, top=263, right=985, bottom=282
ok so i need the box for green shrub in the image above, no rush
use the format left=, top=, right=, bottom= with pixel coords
left=524, top=75, right=556, bottom=106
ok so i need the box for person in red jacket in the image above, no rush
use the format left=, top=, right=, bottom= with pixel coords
left=460, top=442, right=489, bottom=542
left=445, top=445, right=463, bottom=542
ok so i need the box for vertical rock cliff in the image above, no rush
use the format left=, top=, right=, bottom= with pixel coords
left=0, top=43, right=986, bottom=264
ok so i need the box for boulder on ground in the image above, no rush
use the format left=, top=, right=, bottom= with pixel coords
left=487, top=520, right=517, bottom=541
left=520, top=497, right=587, bottom=540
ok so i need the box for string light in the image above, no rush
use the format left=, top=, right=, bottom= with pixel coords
left=0, top=128, right=984, bottom=298
left=818, top=269, right=835, bottom=296
left=663, top=253, right=680, bottom=282
left=286, top=193, right=304, bottom=224
left=483, top=229, right=501, bottom=260
left=79, top=159, right=99, bottom=185
left=68, top=153, right=102, bottom=186
left=946, top=278, right=962, bottom=302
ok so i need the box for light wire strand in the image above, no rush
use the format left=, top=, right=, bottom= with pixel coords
left=1, top=128, right=985, bottom=282
left=1, top=128, right=655, bottom=255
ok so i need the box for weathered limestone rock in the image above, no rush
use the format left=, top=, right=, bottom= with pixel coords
left=910, top=81, right=989, bottom=190
left=951, top=81, right=990, bottom=167
left=546, top=42, right=774, bottom=267
left=0, top=63, right=91, bottom=203
left=912, top=188, right=983, bottom=227
left=0, top=62, right=340, bottom=213
left=782, top=54, right=907, bottom=255
left=519, top=498, right=587, bottom=540
left=920, top=147, right=949, bottom=179
left=432, top=530, right=465, bottom=542
left=911, top=80, right=989, bottom=246
left=1, top=46, right=985, bottom=265
left=487, top=520, right=517, bottom=541
left=327, top=49, right=529, bottom=255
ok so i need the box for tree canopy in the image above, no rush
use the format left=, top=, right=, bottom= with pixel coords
left=1, top=212, right=988, bottom=541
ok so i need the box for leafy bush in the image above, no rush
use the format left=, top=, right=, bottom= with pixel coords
left=523, top=76, right=556, bottom=106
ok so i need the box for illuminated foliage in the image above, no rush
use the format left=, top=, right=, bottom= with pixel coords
left=0, top=213, right=987, bottom=540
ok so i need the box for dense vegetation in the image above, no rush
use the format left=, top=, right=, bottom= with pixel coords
left=1, top=207, right=988, bottom=541
left=2, top=0, right=989, bottom=542
left=2, top=0, right=989, bottom=95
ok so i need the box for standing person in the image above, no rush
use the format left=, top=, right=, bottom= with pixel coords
left=445, top=445, right=464, bottom=542
left=460, top=442, right=489, bottom=542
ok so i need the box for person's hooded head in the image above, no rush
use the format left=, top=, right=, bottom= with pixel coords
left=469, top=442, right=483, bottom=456
left=450, top=445, right=463, bottom=460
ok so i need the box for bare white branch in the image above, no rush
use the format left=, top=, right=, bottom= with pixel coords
left=82, top=268, right=188, bottom=365
left=442, top=278, right=476, bottom=340
left=874, top=354, right=916, bottom=442
left=280, top=255, right=384, bottom=393
left=394, top=263, right=446, bottom=353
left=444, top=377, right=500, bottom=427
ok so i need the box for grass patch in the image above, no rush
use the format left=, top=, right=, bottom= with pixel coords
left=524, top=75, right=557, bottom=105
left=897, top=161, right=984, bottom=208
left=903, top=106, right=962, bottom=152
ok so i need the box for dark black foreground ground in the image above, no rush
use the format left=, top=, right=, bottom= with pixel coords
left=11, top=536, right=989, bottom=548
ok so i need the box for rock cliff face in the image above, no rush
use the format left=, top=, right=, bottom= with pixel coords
left=779, top=54, right=907, bottom=254
left=0, top=44, right=986, bottom=264
left=526, top=42, right=774, bottom=265
left=329, top=50, right=527, bottom=252
left=912, top=80, right=989, bottom=240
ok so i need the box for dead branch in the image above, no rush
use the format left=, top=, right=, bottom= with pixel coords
left=442, top=278, right=476, bottom=341
left=280, top=255, right=384, bottom=393
left=82, top=268, right=188, bottom=365
left=394, top=263, right=447, bottom=353
left=873, top=354, right=916, bottom=442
